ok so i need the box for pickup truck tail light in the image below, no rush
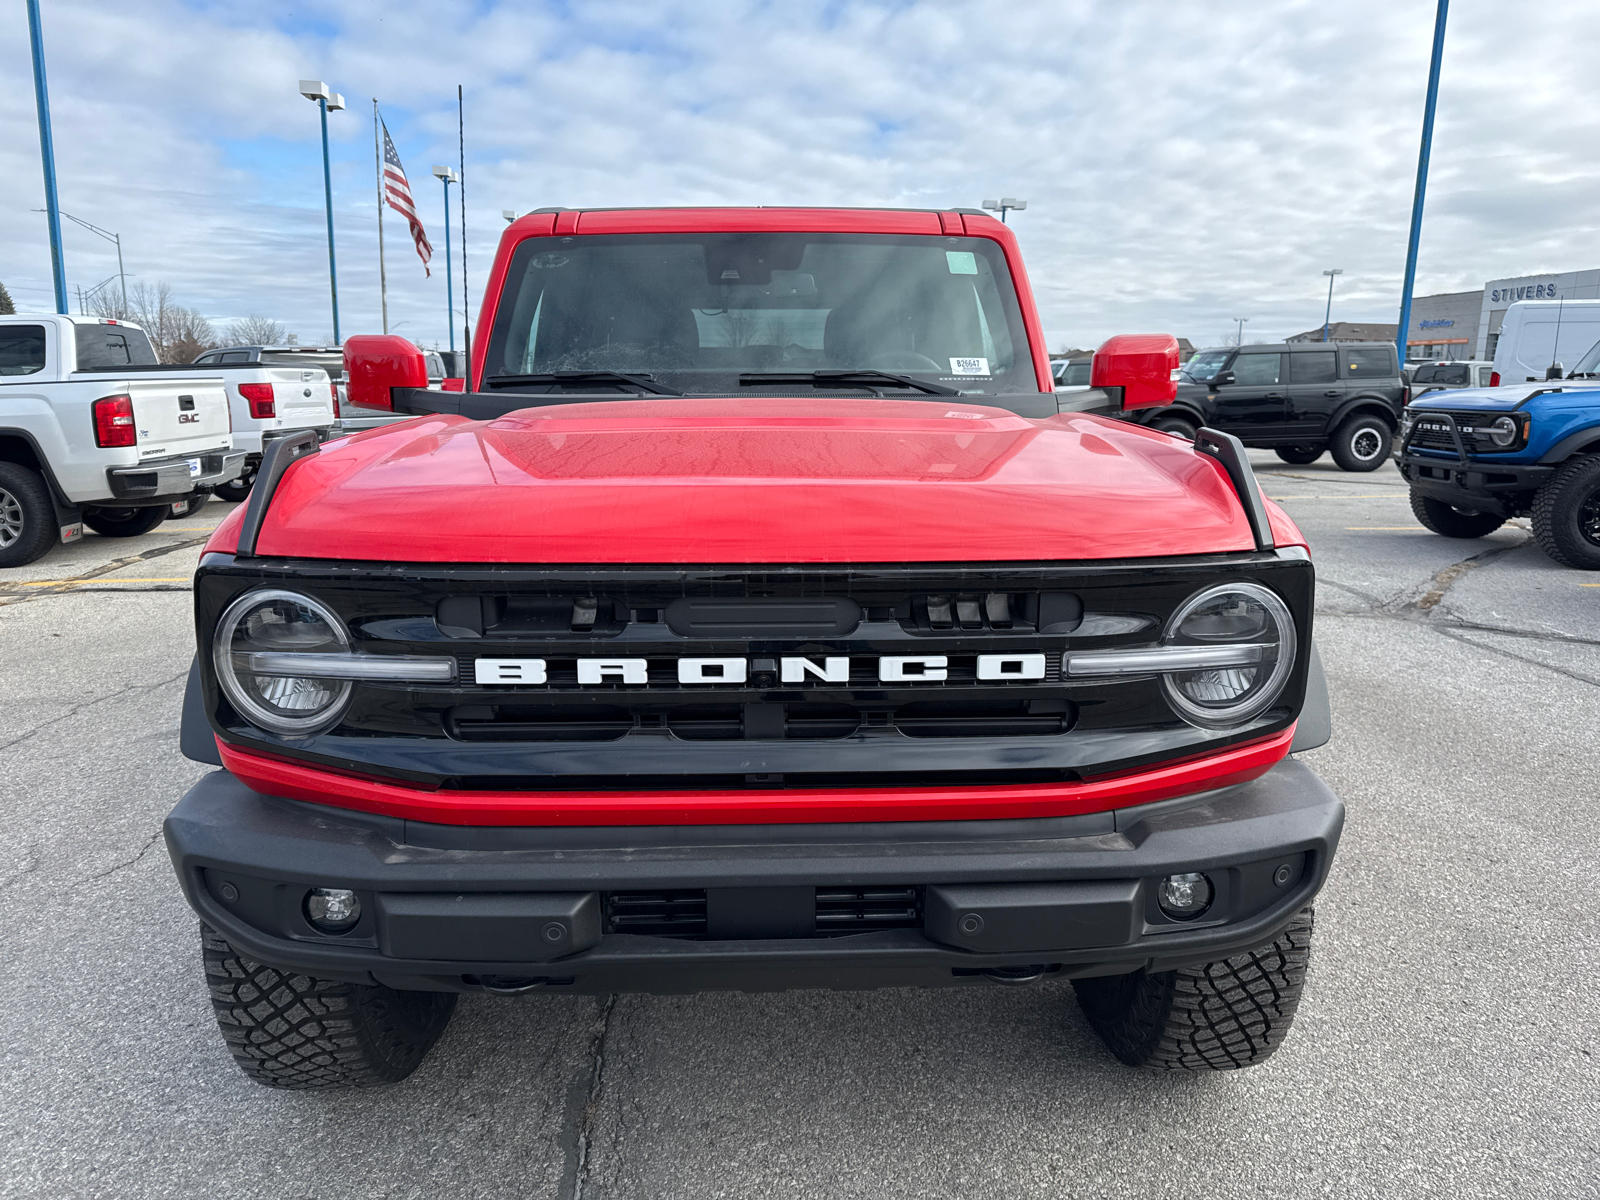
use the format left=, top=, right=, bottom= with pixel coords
left=239, top=382, right=276, bottom=420
left=92, top=394, right=137, bottom=448
left=1489, top=370, right=1501, bottom=387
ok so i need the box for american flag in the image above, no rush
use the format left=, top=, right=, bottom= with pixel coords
left=381, top=120, right=432, bottom=275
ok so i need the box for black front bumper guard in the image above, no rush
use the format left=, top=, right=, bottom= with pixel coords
left=164, top=756, right=1343, bottom=996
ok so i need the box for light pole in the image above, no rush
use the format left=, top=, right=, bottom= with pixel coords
left=46, top=212, right=126, bottom=310
left=432, top=165, right=460, bottom=353
left=1234, top=317, right=1250, bottom=347
left=1397, top=0, right=1449, bottom=366
left=26, top=0, right=68, bottom=314
left=982, top=197, right=1028, bottom=224
left=300, top=81, right=346, bottom=343
left=1322, top=269, right=1343, bottom=342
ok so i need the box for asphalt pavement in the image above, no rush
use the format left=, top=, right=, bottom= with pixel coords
left=1, top=454, right=1596, bottom=1199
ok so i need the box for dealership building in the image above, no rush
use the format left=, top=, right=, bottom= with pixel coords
left=1406, top=269, right=1600, bottom=360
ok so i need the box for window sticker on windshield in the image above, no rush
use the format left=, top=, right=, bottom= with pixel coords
left=946, top=251, right=978, bottom=275
left=949, top=356, right=991, bottom=375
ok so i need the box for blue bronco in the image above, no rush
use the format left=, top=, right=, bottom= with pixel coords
left=1398, top=338, right=1600, bottom=570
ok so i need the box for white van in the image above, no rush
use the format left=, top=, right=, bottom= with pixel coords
left=1490, top=299, right=1600, bottom=385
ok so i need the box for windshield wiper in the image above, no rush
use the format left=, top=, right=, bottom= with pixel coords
left=485, top=371, right=684, bottom=396
left=738, top=370, right=961, bottom=397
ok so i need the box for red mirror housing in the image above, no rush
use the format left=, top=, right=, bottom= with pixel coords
left=1091, top=334, right=1180, bottom=410
left=343, top=335, right=429, bottom=412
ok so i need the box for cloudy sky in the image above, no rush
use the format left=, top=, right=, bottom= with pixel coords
left=3, top=0, right=1598, bottom=353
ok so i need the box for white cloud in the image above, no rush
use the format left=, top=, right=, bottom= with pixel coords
left=3, top=0, right=1599, bottom=353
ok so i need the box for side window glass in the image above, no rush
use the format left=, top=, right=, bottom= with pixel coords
left=1344, top=349, right=1395, bottom=378
left=1288, top=352, right=1337, bottom=384
left=0, top=325, right=48, bottom=376
left=219, top=351, right=250, bottom=364
left=1231, top=354, right=1282, bottom=385
left=1478, top=367, right=1493, bottom=387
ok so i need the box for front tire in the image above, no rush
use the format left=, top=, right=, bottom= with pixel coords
left=1329, top=414, right=1393, bottom=472
left=1409, top=491, right=1506, bottom=538
left=1274, top=445, right=1324, bottom=465
left=80, top=505, right=170, bottom=538
left=201, top=924, right=457, bottom=1089
left=1072, top=908, right=1314, bottom=1071
left=1531, top=454, right=1600, bottom=569
left=0, top=462, right=59, bottom=568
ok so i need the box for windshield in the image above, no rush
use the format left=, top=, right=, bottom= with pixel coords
left=485, top=233, right=1034, bottom=394
left=1412, top=363, right=1470, bottom=386
left=1181, top=350, right=1231, bottom=382
left=1571, top=337, right=1600, bottom=378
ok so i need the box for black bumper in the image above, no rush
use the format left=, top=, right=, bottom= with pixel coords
left=164, top=758, right=1344, bottom=996
left=1398, top=452, right=1556, bottom=516
left=107, top=450, right=248, bottom=504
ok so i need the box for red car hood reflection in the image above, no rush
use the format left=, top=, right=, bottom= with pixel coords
left=208, top=397, right=1284, bottom=562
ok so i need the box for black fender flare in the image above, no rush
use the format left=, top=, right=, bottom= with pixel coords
left=181, top=657, right=223, bottom=766
left=1289, top=642, right=1331, bottom=754
left=1538, top=429, right=1600, bottom=465
left=1328, top=395, right=1399, bottom=432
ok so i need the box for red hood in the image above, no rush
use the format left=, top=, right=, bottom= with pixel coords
left=207, top=398, right=1300, bottom=562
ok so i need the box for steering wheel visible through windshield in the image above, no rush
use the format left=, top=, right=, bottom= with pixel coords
left=484, top=232, right=1035, bottom=395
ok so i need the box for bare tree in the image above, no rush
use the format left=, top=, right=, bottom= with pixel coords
left=89, top=282, right=218, bottom=361
left=226, top=315, right=288, bottom=347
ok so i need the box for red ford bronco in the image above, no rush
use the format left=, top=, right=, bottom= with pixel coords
left=165, top=207, right=1341, bottom=1089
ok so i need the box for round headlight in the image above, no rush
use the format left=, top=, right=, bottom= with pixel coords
left=1486, top=415, right=1518, bottom=447
left=1161, top=583, right=1296, bottom=728
left=213, top=589, right=352, bottom=735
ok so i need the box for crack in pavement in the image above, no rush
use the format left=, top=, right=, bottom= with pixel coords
left=77, top=827, right=164, bottom=885
left=0, top=668, right=188, bottom=755
left=0, top=535, right=210, bottom=606
left=562, top=994, right=618, bottom=1200
left=1431, top=625, right=1600, bottom=688
left=1411, top=535, right=1535, bottom=611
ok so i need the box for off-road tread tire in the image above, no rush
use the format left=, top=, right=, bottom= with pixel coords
left=1274, top=445, right=1324, bottom=465
left=1072, top=907, right=1314, bottom=1071
left=0, top=462, right=58, bottom=568
left=80, top=505, right=169, bottom=538
left=1531, top=454, right=1600, bottom=569
left=201, top=924, right=456, bottom=1089
left=1329, top=414, right=1393, bottom=472
left=1409, top=491, right=1506, bottom=538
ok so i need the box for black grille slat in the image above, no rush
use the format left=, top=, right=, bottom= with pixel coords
left=815, top=887, right=922, bottom=934
left=1408, top=412, right=1481, bottom=453
left=607, top=890, right=707, bottom=937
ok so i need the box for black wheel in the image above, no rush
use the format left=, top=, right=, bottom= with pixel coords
left=0, top=462, right=59, bottom=568
left=1409, top=491, right=1505, bottom=538
left=1328, top=414, right=1393, bottom=472
left=80, top=505, right=170, bottom=538
left=1531, top=454, right=1600, bottom=570
left=1072, top=908, right=1314, bottom=1071
left=201, top=924, right=457, bottom=1089
left=1274, top=445, right=1324, bottom=465
left=1150, top=416, right=1198, bottom=441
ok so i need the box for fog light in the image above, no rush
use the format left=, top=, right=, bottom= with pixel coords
left=1157, top=872, right=1213, bottom=920
left=306, top=887, right=361, bottom=932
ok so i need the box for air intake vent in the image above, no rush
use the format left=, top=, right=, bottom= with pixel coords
left=815, top=887, right=922, bottom=934
left=605, top=890, right=707, bottom=938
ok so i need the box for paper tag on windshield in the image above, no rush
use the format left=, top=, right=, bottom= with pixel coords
left=946, top=251, right=978, bottom=275
left=949, top=357, right=991, bottom=376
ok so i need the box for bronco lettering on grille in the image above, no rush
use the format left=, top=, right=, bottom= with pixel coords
left=472, top=655, right=1050, bottom=685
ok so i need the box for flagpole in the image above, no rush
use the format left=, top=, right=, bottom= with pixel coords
left=458, top=84, right=470, bottom=382
left=373, top=99, right=389, bottom=335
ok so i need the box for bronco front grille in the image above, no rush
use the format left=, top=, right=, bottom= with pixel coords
left=1407, top=413, right=1483, bottom=453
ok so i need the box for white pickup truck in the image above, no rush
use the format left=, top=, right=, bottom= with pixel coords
left=0, top=314, right=245, bottom=567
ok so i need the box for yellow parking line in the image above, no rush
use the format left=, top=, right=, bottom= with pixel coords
left=1581, top=583, right=1600, bottom=588
left=20, top=577, right=191, bottom=586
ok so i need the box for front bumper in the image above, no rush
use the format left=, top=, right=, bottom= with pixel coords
left=106, top=450, right=247, bottom=505
left=1398, top=452, right=1556, bottom=516
left=164, top=757, right=1343, bottom=996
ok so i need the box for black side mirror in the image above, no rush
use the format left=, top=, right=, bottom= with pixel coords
left=1213, top=371, right=1235, bottom=386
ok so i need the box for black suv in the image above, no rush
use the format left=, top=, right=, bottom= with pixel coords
left=1121, top=342, right=1406, bottom=472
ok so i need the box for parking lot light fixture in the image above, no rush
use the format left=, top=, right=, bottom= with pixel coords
left=1322, top=270, right=1344, bottom=342
left=982, top=197, right=1028, bottom=224
left=300, top=81, right=345, bottom=344
left=432, top=166, right=460, bottom=353
left=1234, top=317, right=1249, bottom=346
